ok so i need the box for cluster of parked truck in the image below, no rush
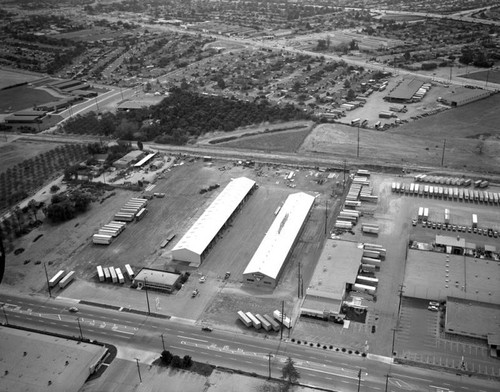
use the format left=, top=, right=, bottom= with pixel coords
left=92, top=220, right=126, bottom=245
left=237, top=310, right=292, bottom=331
left=97, top=264, right=135, bottom=284
left=414, top=174, right=488, bottom=189
left=392, top=182, right=499, bottom=204
left=415, top=208, right=499, bottom=237
left=114, top=198, right=148, bottom=222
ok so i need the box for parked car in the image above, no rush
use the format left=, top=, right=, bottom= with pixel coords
left=69, top=307, right=79, bottom=313
left=427, top=305, right=439, bottom=311
left=201, top=326, right=213, bottom=332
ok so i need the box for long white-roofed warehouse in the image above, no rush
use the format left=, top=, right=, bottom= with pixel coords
left=172, top=177, right=257, bottom=266
left=242, top=192, right=315, bottom=288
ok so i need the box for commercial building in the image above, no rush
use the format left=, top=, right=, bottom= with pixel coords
left=112, top=150, right=145, bottom=169
left=385, top=77, right=425, bottom=103
left=300, top=239, right=363, bottom=321
left=242, top=192, right=315, bottom=287
left=0, top=328, right=108, bottom=392
left=445, top=297, right=500, bottom=357
left=172, top=177, right=256, bottom=267
left=133, top=152, right=157, bottom=168
left=441, top=88, right=490, bottom=107
left=404, top=249, right=499, bottom=304
left=133, top=268, right=181, bottom=292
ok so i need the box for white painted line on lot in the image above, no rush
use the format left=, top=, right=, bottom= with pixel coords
left=114, top=330, right=134, bottom=335
left=177, top=335, right=208, bottom=343
left=295, top=365, right=358, bottom=380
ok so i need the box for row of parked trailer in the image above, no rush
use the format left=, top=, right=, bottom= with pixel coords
left=114, top=198, right=149, bottom=222
left=96, top=264, right=135, bottom=284
left=392, top=182, right=500, bottom=204
left=48, top=270, right=75, bottom=289
left=414, top=174, right=489, bottom=189
left=93, top=220, right=127, bottom=245
left=237, top=309, right=292, bottom=331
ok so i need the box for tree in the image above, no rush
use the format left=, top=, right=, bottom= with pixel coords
left=217, top=77, right=226, bottom=90
left=281, top=357, right=300, bottom=386
left=171, top=355, right=182, bottom=368
left=182, top=355, right=192, bottom=368
left=161, top=350, right=173, bottom=365
left=137, top=141, right=143, bottom=151
left=50, top=185, right=60, bottom=193
left=28, top=199, right=38, bottom=222
left=346, top=89, right=356, bottom=101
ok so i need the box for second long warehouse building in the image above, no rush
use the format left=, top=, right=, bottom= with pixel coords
left=243, top=192, right=315, bottom=288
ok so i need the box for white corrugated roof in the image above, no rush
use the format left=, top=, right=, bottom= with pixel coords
left=172, top=177, right=256, bottom=256
left=243, top=192, right=315, bottom=279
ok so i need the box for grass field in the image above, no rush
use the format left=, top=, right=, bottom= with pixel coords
left=0, top=68, right=44, bottom=90
left=461, top=69, right=500, bottom=84
left=0, top=140, right=59, bottom=175
left=220, top=127, right=312, bottom=152
left=0, top=85, right=59, bottom=113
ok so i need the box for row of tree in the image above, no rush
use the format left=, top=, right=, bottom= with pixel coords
left=0, top=144, right=89, bottom=212
left=46, top=190, right=92, bottom=223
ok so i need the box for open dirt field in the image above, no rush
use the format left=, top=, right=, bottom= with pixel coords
left=0, top=139, right=61, bottom=175
left=462, top=69, right=500, bottom=84
left=0, top=85, right=59, bottom=113
left=299, top=93, right=500, bottom=173
left=0, top=68, right=44, bottom=90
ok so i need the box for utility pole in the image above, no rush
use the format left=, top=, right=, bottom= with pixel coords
left=325, top=199, right=328, bottom=235
left=2, top=306, right=8, bottom=325
left=297, top=262, right=301, bottom=299
left=343, top=160, right=347, bottom=193
left=43, top=262, right=52, bottom=298
left=77, top=317, right=83, bottom=340
left=357, top=369, right=362, bottom=392
left=485, top=68, right=490, bottom=88
left=280, top=301, right=284, bottom=340
left=384, top=373, right=389, bottom=392
left=267, top=353, right=273, bottom=379
left=161, top=333, right=165, bottom=351
left=94, top=96, right=100, bottom=113
left=441, top=139, right=446, bottom=167
left=357, top=125, right=360, bottom=158
left=134, top=358, right=142, bottom=383
left=144, top=278, right=151, bottom=315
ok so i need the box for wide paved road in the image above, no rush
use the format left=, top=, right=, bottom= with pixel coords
left=1, top=292, right=498, bottom=392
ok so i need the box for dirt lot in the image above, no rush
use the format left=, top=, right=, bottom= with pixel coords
left=0, top=139, right=62, bottom=175
left=0, top=68, right=44, bottom=90
left=4, top=159, right=338, bottom=331
left=0, top=85, right=59, bottom=114
left=300, top=92, right=500, bottom=174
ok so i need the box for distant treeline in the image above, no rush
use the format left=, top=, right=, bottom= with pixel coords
left=62, top=89, right=312, bottom=145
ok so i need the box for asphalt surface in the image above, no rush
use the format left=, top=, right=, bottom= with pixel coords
left=1, top=291, right=498, bottom=392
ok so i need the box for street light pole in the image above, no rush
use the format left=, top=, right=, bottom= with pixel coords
left=43, top=262, right=52, bottom=298
left=144, top=277, right=151, bottom=315
left=357, top=125, right=360, bottom=158
left=2, top=306, right=8, bottom=325
left=357, top=369, right=362, bottom=392
left=267, top=353, right=273, bottom=380
left=161, top=333, right=165, bottom=351
left=76, top=317, right=83, bottom=340
left=134, top=358, right=142, bottom=383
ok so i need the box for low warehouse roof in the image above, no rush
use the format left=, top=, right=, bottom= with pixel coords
left=404, top=249, right=499, bottom=304
left=172, top=177, right=256, bottom=258
left=134, top=268, right=180, bottom=286
left=243, top=192, right=315, bottom=280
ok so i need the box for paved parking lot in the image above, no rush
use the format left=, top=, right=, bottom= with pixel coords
left=396, top=297, right=500, bottom=377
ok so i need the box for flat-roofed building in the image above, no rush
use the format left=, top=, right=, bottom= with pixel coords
left=300, top=239, right=363, bottom=321
left=0, top=328, right=108, bottom=392
left=441, top=87, right=490, bottom=107
left=133, top=268, right=181, bottom=292
left=445, top=297, right=500, bottom=357
left=172, top=177, right=256, bottom=267
left=385, top=77, right=425, bottom=103
left=113, top=150, right=145, bottom=169
left=242, top=192, right=315, bottom=288
left=404, top=249, right=499, bottom=304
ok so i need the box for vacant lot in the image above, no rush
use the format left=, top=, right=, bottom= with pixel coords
left=0, top=85, right=59, bottom=113
left=462, top=69, right=500, bottom=84
left=0, top=139, right=60, bottom=175
left=300, top=94, right=500, bottom=173
left=0, top=68, right=44, bottom=90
